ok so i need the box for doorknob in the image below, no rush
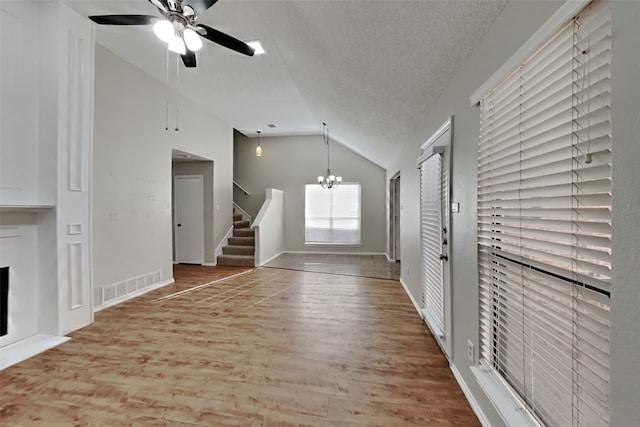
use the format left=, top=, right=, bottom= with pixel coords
left=439, top=253, right=448, bottom=261
left=177, top=224, right=182, bottom=227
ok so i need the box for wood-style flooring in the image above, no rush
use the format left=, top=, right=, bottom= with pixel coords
left=0, top=265, right=480, bottom=426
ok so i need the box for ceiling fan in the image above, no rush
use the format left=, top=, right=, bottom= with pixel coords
left=89, top=0, right=255, bottom=68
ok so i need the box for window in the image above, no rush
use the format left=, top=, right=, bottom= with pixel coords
left=305, top=184, right=361, bottom=245
left=477, top=1, right=611, bottom=426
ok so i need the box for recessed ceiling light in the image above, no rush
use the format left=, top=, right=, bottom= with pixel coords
left=247, top=40, right=265, bottom=55
left=267, top=123, right=277, bottom=128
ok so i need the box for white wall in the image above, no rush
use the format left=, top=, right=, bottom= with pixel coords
left=234, top=133, right=386, bottom=254
left=1, top=0, right=95, bottom=341
left=92, top=46, right=233, bottom=305
left=0, top=1, right=40, bottom=205
left=254, top=188, right=284, bottom=266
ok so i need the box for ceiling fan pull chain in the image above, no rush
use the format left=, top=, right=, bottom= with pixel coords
left=175, top=55, right=180, bottom=131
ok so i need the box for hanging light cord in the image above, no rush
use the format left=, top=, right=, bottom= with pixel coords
left=175, top=55, right=180, bottom=131
left=165, top=48, right=169, bottom=131
left=323, top=122, right=331, bottom=173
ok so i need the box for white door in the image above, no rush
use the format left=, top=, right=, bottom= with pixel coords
left=417, top=119, right=452, bottom=358
left=174, top=175, right=204, bottom=264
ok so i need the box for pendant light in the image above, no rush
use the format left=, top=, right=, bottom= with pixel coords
left=255, top=131, right=262, bottom=157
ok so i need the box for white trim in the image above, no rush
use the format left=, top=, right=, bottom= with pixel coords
left=400, top=278, right=422, bottom=318
left=233, top=202, right=251, bottom=223
left=385, top=252, right=393, bottom=262
left=94, top=278, right=175, bottom=312
left=215, top=225, right=234, bottom=259
left=202, top=262, right=217, bottom=267
left=416, top=145, right=445, bottom=168
left=259, top=250, right=284, bottom=267
left=469, top=0, right=590, bottom=106
left=421, top=118, right=451, bottom=150
left=0, top=334, right=70, bottom=370
left=471, top=365, right=542, bottom=427
left=422, top=308, right=445, bottom=340
left=282, top=250, right=388, bottom=256
left=451, top=364, right=492, bottom=427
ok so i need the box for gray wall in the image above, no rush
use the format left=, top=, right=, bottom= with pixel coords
left=234, top=132, right=386, bottom=254
left=172, top=160, right=215, bottom=264
left=386, top=0, right=640, bottom=425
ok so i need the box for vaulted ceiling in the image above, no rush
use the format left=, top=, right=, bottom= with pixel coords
left=64, top=0, right=508, bottom=168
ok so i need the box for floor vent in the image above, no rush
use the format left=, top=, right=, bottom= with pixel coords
left=101, top=270, right=162, bottom=306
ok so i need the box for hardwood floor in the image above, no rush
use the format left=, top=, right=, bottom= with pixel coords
left=0, top=265, right=480, bottom=426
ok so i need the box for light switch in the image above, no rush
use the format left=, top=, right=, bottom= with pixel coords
left=451, top=202, right=460, bottom=213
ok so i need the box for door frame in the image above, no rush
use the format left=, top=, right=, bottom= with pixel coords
left=388, top=172, right=401, bottom=262
left=173, top=174, right=205, bottom=264
left=417, top=117, right=452, bottom=358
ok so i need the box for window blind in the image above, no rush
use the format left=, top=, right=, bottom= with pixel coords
left=305, top=184, right=361, bottom=245
left=477, top=1, right=611, bottom=426
left=419, top=153, right=445, bottom=336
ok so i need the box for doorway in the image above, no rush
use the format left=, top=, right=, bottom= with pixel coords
left=174, top=175, right=205, bottom=264
left=389, top=173, right=401, bottom=262
left=417, top=118, right=452, bottom=358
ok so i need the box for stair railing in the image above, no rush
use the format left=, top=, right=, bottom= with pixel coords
left=233, top=181, right=250, bottom=196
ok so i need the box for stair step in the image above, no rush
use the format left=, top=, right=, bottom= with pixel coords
left=232, top=213, right=243, bottom=222
left=217, top=254, right=255, bottom=267
left=229, top=236, right=255, bottom=246
left=233, top=228, right=255, bottom=238
left=233, top=220, right=250, bottom=229
left=223, top=245, right=255, bottom=255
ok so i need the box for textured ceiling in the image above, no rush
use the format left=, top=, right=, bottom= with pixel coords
left=64, top=0, right=508, bottom=168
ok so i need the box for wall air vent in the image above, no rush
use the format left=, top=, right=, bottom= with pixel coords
left=101, top=269, right=163, bottom=306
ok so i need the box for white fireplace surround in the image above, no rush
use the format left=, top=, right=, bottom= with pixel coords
left=0, top=1, right=95, bottom=366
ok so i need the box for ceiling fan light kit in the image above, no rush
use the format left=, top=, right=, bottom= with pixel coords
left=152, top=19, right=174, bottom=42
left=89, top=0, right=255, bottom=69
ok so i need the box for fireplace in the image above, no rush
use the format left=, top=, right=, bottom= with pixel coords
left=1, top=267, right=8, bottom=336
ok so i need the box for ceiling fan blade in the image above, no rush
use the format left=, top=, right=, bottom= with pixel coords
left=183, top=0, right=219, bottom=15
left=197, top=24, right=255, bottom=57
left=147, top=0, right=168, bottom=13
left=181, top=51, right=197, bottom=68
left=89, top=15, right=157, bottom=25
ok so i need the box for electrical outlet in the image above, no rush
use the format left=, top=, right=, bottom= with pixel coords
left=467, top=339, right=475, bottom=363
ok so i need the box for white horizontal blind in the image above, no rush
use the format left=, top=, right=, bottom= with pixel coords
left=305, top=184, right=361, bottom=245
left=477, top=1, right=611, bottom=426
left=420, top=153, right=444, bottom=335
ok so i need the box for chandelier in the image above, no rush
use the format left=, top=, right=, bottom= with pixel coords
left=317, top=123, right=342, bottom=189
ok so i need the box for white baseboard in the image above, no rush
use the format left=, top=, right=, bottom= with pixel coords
left=282, top=250, right=388, bottom=256
left=399, top=278, right=423, bottom=319
left=203, top=262, right=217, bottom=267
left=452, top=364, right=492, bottom=427
left=215, top=226, right=234, bottom=259
left=259, top=251, right=284, bottom=267
left=94, top=278, right=175, bottom=312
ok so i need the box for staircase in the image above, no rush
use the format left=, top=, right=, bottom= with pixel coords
left=217, top=212, right=255, bottom=267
